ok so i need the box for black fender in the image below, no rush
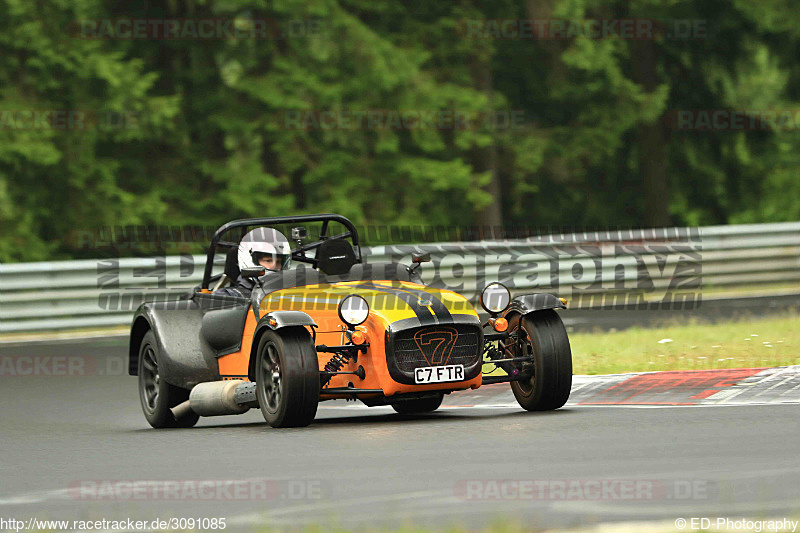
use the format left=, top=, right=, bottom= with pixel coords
left=260, top=310, right=317, bottom=330
left=200, top=303, right=251, bottom=356
left=247, top=311, right=317, bottom=381
left=128, top=301, right=222, bottom=389
left=503, top=293, right=566, bottom=319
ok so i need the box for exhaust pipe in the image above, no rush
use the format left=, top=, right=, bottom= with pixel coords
left=170, top=399, right=194, bottom=422
left=190, top=380, right=251, bottom=416
left=171, top=380, right=259, bottom=421
left=171, top=380, right=252, bottom=422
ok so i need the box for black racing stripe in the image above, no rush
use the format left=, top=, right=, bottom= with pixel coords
left=367, top=282, right=454, bottom=324
left=350, top=283, right=436, bottom=326
left=351, top=283, right=434, bottom=325
left=391, top=285, right=453, bottom=324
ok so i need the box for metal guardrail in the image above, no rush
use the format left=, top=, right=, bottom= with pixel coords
left=1, top=222, right=798, bottom=332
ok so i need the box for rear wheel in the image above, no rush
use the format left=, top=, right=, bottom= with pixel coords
left=391, top=394, right=444, bottom=414
left=255, top=328, right=319, bottom=427
left=138, top=331, right=199, bottom=428
left=508, top=310, right=572, bottom=411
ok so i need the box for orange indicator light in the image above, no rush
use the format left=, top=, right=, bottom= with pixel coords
left=351, top=330, right=367, bottom=345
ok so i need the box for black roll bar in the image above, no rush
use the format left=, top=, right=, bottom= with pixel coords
left=202, top=214, right=361, bottom=289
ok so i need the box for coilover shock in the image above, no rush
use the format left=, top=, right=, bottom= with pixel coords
left=483, top=337, right=521, bottom=377
left=324, top=352, right=351, bottom=374
left=320, top=351, right=355, bottom=387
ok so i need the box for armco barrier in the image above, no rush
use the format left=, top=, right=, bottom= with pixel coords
left=0, top=222, right=798, bottom=332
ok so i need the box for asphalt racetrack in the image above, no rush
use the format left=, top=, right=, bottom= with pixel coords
left=1, top=336, right=800, bottom=531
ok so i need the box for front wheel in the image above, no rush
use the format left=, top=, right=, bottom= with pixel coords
left=138, top=331, right=199, bottom=428
left=391, top=394, right=444, bottom=414
left=508, top=310, right=572, bottom=411
left=255, top=328, right=319, bottom=428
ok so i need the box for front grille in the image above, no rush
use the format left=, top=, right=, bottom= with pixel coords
left=392, top=324, right=482, bottom=373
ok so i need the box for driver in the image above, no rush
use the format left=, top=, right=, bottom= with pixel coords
left=217, top=228, right=291, bottom=298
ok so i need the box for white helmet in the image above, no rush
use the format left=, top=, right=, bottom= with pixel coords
left=238, top=227, right=292, bottom=272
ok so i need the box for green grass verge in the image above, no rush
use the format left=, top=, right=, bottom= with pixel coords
left=570, top=312, right=800, bottom=375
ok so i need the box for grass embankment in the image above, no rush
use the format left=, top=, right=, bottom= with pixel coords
left=570, top=313, right=799, bottom=375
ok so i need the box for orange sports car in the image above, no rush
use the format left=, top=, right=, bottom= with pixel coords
left=129, top=214, right=572, bottom=428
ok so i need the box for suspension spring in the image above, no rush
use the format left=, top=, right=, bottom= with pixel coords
left=324, top=352, right=350, bottom=374
left=483, top=343, right=520, bottom=377
left=320, top=352, right=353, bottom=387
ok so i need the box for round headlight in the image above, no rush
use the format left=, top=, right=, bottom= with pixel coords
left=338, top=295, right=370, bottom=327
left=480, top=282, right=511, bottom=314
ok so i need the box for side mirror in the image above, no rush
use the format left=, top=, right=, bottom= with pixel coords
left=240, top=266, right=266, bottom=278
left=412, top=251, right=431, bottom=264
left=408, top=251, right=431, bottom=275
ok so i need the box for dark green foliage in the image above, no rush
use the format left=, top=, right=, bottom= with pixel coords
left=0, top=0, right=798, bottom=261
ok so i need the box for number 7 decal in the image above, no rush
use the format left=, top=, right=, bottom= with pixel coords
left=413, top=327, right=459, bottom=366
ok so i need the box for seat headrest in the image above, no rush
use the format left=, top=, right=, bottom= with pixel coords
left=224, top=247, right=240, bottom=280
left=316, top=239, right=357, bottom=275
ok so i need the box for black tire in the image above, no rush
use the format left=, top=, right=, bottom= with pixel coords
left=255, top=328, right=319, bottom=428
left=138, top=331, right=199, bottom=428
left=391, top=394, right=444, bottom=415
left=508, top=310, right=572, bottom=411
